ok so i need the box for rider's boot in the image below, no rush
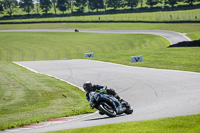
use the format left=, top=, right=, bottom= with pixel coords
left=114, top=94, right=123, bottom=102
left=116, top=106, right=123, bottom=114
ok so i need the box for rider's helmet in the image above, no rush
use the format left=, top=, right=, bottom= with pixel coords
left=83, top=81, right=93, bottom=93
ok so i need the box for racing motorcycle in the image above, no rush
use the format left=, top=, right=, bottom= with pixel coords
left=89, top=90, right=133, bottom=117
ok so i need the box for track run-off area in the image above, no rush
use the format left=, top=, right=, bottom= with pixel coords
left=1, top=29, right=199, bottom=133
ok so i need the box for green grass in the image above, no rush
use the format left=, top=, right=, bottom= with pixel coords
left=0, top=32, right=200, bottom=72
left=0, top=61, right=93, bottom=130
left=1, top=1, right=200, bottom=17
left=0, top=23, right=200, bottom=40
left=1, top=9, right=200, bottom=22
left=0, top=23, right=199, bottom=130
left=48, top=114, right=200, bottom=133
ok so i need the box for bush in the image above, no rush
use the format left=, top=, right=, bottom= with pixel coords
left=168, top=40, right=200, bottom=47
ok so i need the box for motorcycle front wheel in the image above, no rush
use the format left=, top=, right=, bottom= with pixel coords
left=124, top=107, right=133, bottom=114
left=98, top=102, right=117, bottom=117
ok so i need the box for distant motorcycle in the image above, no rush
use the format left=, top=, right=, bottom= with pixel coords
left=75, top=29, right=79, bottom=32
left=89, top=91, right=133, bottom=117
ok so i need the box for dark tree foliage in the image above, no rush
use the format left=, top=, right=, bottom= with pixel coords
left=88, top=0, right=104, bottom=12
left=57, top=0, right=70, bottom=14
left=74, top=0, right=87, bottom=12
left=40, top=0, right=52, bottom=14
left=69, top=0, right=74, bottom=13
left=19, top=0, right=34, bottom=15
left=140, top=0, right=143, bottom=7
left=106, top=0, right=122, bottom=10
left=52, top=0, right=57, bottom=14
left=165, top=0, right=177, bottom=7
left=184, top=0, right=197, bottom=5
left=0, top=1, right=3, bottom=12
left=35, top=0, right=40, bottom=14
left=125, top=0, right=139, bottom=9
left=3, top=0, right=18, bottom=16
left=146, top=0, right=162, bottom=7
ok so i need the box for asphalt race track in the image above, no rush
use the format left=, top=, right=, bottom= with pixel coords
left=1, top=29, right=199, bottom=132
left=0, top=29, right=191, bottom=45
left=9, top=59, right=200, bottom=133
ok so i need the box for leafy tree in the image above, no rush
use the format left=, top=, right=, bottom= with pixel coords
left=165, top=0, right=177, bottom=7
left=74, top=0, right=87, bottom=12
left=57, top=0, right=70, bottom=14
left=140, top=0, right=143, bottom=7
left=0, top=1, right=3, bottom=12
left=19, top=0, right=34, bottom=15
left=88, top=0, right=104, bottom=12
left=163, top=0, right=167, bottom=6
left=106, top=0, right=122, bottom=10
left=69, top=0, right=75, bottom=13
left=146, top=0, right=162, bottom=7
left=104, top=0, right=107, bottom=11
left=40, top=0, right=52, bottom=14
left=34, top=0, right=40, bottom=14
left=125, top=0, right=139, bottom=9
left=3, top=0, right=18, bottom=16
left=52, top=0, right=57, bottom=14
left=184, top=0, right=197, bottom=5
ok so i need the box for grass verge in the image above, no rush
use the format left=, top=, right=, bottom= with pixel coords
left=48, top=114, right=200, bottom=133
left=0, top=61, right=93, bottom=130
left=0, top=32, right=200, bottom=72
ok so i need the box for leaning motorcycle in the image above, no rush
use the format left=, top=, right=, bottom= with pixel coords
left=89, top=91, right=133, bottom=117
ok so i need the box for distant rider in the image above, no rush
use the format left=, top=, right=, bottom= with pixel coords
left=83, top=81, right=123, bottom=114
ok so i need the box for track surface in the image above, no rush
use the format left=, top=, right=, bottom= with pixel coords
left=7, top=59, right=200, bottom=133
left=0, top=29, right=191, bottom=44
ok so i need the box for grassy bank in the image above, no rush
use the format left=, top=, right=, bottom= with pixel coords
left=0, top=23, right=200, bottom=40
left=48, top=114, right=200, bottom=133
left=1, top=9, right=200, bottom=22
left=0, top=32, right=200, bottom=72
left=0, top=61, right=93, bottom=130
left=1, top=8, right=200, bottom=22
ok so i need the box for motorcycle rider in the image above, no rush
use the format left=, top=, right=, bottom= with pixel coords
left=83, top=81, right=123, bottom=114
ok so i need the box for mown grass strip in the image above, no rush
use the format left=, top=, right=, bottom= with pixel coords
left=0, top=32, right=199, bottom=72
left=48, top=114, right=200, bottom=133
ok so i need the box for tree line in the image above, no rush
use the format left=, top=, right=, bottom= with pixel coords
left=0, top=0, right=199, bottom=16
